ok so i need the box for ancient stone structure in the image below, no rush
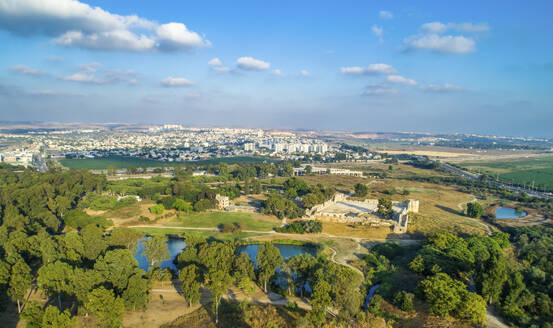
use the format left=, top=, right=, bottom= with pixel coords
left=304, top=193, right=419, bottom=233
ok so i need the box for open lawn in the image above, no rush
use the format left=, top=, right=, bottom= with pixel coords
left=165, top=212, right=280, bottom=231
left=461, top=156, right=553, bottom=190
left=131, top=227, right=263, bottom=240
left=59, top=156, right=167, bottom=169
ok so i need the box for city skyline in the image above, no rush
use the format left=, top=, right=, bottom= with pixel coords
left=1, top=0, right=552, bottom=137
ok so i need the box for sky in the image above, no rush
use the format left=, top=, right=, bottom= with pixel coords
left=0, top=0, right=552, bottom=137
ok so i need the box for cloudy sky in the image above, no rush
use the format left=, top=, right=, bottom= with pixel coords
left=0, top=0, right=552, bottom=137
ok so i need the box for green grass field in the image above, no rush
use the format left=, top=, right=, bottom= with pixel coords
left=59, top=155, right=274, bottom=170
left=166, top=212, right=279, bottom=231
left=59, top=156, right=166, bottom=169
left=132, top=227, right=263, bottom=241
left=461, top=156, right=553, bottom=190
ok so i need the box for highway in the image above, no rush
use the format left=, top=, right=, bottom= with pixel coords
left=440, top=163, right=553, bottom=199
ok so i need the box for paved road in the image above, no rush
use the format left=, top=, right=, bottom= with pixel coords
left=440, top=163, right=553, bottom=199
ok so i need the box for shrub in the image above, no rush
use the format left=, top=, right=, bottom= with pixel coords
left=393, top=291, right=414, bottom=312
left=149, top=204, right=164, bottom=214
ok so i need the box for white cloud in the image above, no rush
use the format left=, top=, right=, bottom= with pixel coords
left=404, top=34, right=475, bottom=54
left=387, top=75, right=418, bottom=86
left=236, top=57, right=270, bottom=71
left=208, top=57, right=223, bottom=66
left=421, top=21, right=490, bottom=34
left=372, top=25, right=383, bottom=37
left=156, top=23, right=210, bottom=51
left=372, top=25, right=383, bottom=43
left=10, top=64, right=48, bottom=76
left=421, top=22, right=448, bottom=34
left=364, top=84, right=398, bottom=95
left=0, top=0, right=209, bottom=52
left=212, top=66, right=230, bottom=72
left=271, top=69, right=282, bottom=76
left=379, top=10, right=393, bottom=19
left=340, top=63, right=396, bottom=75
left=423, top=83, right=465, bottom=92
left=62, top=63, right=138, bottom=84
left=300, top=70, right=309, bottom=76
left=160, top=76, right=194, bottom=87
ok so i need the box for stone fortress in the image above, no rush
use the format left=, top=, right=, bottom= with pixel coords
left=304, top=193, right=419, bottom=233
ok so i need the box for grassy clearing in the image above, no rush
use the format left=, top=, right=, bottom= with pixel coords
left=165, top=212, right=280, bottom=231
left=59, top=156, right=167, bottom=169
left=132, top=227, right=263, bottom=240
left=60, top=155, right=274, bottom=170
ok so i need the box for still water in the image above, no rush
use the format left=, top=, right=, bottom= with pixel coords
left=495, top=206, right=527, bottom=219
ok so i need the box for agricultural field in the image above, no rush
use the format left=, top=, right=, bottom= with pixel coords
left=461, top=155, right=553, bottom=190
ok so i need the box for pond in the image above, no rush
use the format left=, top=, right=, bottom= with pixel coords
left=495, top=206, right=527, bottom=219
left=238, top=244, right=317, bottom=263
left=134, top=238, right=316, bottom=272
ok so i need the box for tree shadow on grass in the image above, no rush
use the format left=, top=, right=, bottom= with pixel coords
left=435, top=204, right=464, bottom=216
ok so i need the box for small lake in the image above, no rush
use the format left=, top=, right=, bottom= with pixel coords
left=239, top=244, right=316, bottom=263
left=495, top=206, right=527, bottom=219
left=134, top=238, right=315, bottom=272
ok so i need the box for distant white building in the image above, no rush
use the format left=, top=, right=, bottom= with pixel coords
left=244, top=143, right=255, bottom=152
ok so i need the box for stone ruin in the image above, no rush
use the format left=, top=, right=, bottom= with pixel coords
left=304, top=193, right=419, bottom=233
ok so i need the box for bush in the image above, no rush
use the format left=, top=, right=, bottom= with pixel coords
left=219, top=222, right=242, bottom=233
left=149, top=204, right=164, bottom=214
left=467, top=202, right=484, bottom=218
left=393, top=291, right=414, bottom=312
left=275, top=220, right=322, bottom=234
left=354, top=183, right=369, bottom=197
left=138, top=216, right=150, bottom=223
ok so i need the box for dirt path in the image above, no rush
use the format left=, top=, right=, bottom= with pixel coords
left=457, top=196, right=494, bottom=234
left=328, top=247, right=364, bottom=279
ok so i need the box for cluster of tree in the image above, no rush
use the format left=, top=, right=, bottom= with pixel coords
left=0, top=167, right=177, bottom=327
left=406, top=230, right=553, bottom=327
left=275, top=220, right=323, bottom=234
left=467, top=201, right=485, bottom=218
left=354, top=183, right=369, bottom=197
left=79, top=193, right=137, bottom=211
left=262, top=193, right=304, bottom=219
left=280, top=177, right=336, bottom=209
left=377, top=198, right=394, bottom=220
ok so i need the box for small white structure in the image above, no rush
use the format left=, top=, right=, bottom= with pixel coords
left=215, top=194, right=230, bottom=210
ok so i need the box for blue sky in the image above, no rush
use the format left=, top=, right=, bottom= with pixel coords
left=0, top=0, right=552, bottom=137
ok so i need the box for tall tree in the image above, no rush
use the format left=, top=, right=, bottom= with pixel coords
left=142, top=235, right=170, bottom=269
left=179, top=264, right=201, bottom=307
left=81, top=224, right=107, bottom=261
left=8, top=260, right=32, bottom=313
left=37, top=261, right=73, bottom=308
left=309, top=280, right=332, bottom=326
left=256, top=243, right=283, bottom=293
left=206, top=269, right=233, bottom=325
left=41, top=305, right=75, bottom=328
left=85, top=287, right=125, bottom=328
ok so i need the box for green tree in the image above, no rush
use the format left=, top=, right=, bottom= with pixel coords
left=37, top=261, right=73, bottom=308
left=81, top=224, right=107, bottom=261
left=94, top=249, right=138, bottom=292
left=121, top=271, right=150, bottom=311
left=8, top=260, right=32, bottom=313
left=417, top=273, right=464, bottom=317
left=41, top=305, right=75, bottom=328
left=309, top=280, right=332, bottom=326
left=256, top=243, right=283, bottom=293
left=377, top=197, right=394, bottom=220
left=107, top=227, right=144, bottom=253
left=149, top=204, right=164, bottom=215
left=206, top=269, right=233, bottom=325
left=467, top=202, right=484, bottom=218
left=179, top=264, right=201, bottom=306
left=142, top=235, right=170, bottom=269
left=354, top=183, right=369, bottom=197
left=86, top=287, right=125, bottom=328
left=393, top=291, right=414, bottom=312
left=173, top=199, right=193, bottom=213
left=281, top=162, right=294, bottom=177
left=456, top=290, right=486, bottom=325
left=288, top=253, right=317, bottom=298
left=232, top=252, right=255, bottom=292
